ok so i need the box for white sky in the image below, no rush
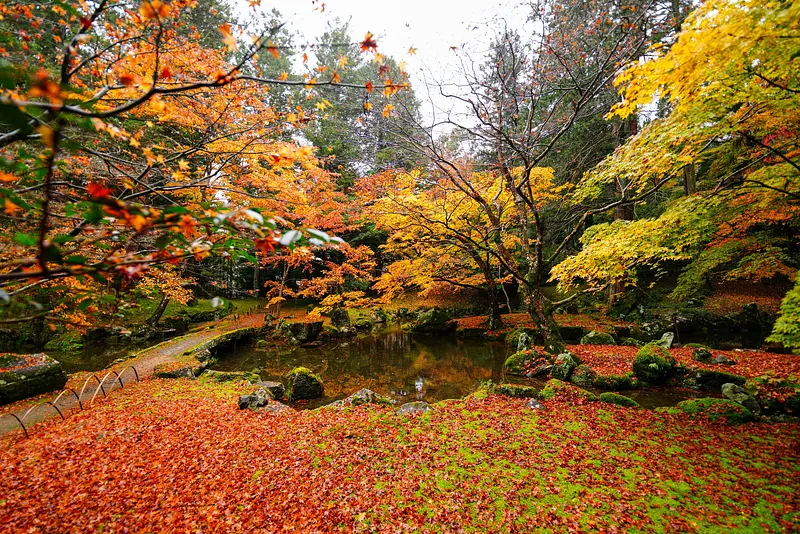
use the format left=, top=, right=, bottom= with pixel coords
left=235, top=0, right=534, bottom=125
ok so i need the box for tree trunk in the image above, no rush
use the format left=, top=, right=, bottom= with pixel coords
left=522, top=287, right=565, bottom=354
left=486, top=284, right=503, bottom=330
left=683, top=164, right=697, bottom=195
left=148, top=294, right=170, bottom=326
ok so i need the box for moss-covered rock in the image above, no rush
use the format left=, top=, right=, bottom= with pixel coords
left=410, top=308, right=455, bottom=334
left=618, top=337, right=644, bottom=347
left=550, top=352, right=580, bottom=381
left=538, top=379, right=598, bottom=402
left=286, top=367, right=324, bottom=401
left=632, top=343, right=676, bottom=385
left=745, top=375, right=800, bottom=415
left=598, top=392, right=639, bottom=408
left=489, top=383, right=538, bottom=398
left=504, top=350, right=551, bottom=377
left=288, top=321, right=323, bottom=343
left=336, top=388, right=395, bottom=407
left=505, top=327, right=538, bottom=350
left=557, top=325, right=585, bottom=344
left=691, top=346, right=713, bottom=363
left=673, top=398, right=754, bottom=425
left=0, top=353, right=67, bottom=404
left=330, top=308, right=351, bottom=328
left=580, top=331, right=616, bottom=345
left=570, top=364, right=597, bottom=387
left=685, top=368, right=746, bottom=391
left=200, top=370, right=260, bottom=384
left=593, top=372, right=638, bottom=390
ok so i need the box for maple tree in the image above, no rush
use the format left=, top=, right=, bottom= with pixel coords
left=551, top=0, right=799, bottom=344
left=0, top=0, right=408, bottom=328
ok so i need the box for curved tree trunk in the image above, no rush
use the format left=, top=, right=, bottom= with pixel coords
left=148, top=294, right=170, bottom=327
left=522, top=287, right=565, bottom=355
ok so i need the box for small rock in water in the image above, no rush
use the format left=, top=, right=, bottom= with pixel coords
left=525, top=398, right=545, bottom=410
left=713, top=354, right=736, bottom=365
left=257, top=380, right=285, bottom=400
left=396, top=401, right=432, bottom=415
left=341, top=388, right=395, bottom=407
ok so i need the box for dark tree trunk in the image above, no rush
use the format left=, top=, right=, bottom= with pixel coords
left=148, top=294, right=170, bottom=326
left=486, top=284, right=504, bottom=330
left=523, top=286, right=565, bottom=355
left=683, top=164, right=697, bottom=195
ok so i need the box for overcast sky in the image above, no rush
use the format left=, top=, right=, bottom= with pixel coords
left=238, top=0, right=534, bottom=125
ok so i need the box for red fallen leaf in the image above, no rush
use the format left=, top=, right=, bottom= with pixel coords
left=87, top=181, right=112, bottom=199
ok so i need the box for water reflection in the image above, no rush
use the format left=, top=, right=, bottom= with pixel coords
left=213, top=324, right=514, bottom=407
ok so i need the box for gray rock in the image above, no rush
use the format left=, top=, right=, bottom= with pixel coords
left=341, top=388, right=395, bottom=407
left=288, top=321, right=323, bottom=343
left=410, top=308, right=455, bottom=334
left=286, top=367, right=324, bottom=401
left=330, top=308, right=351, bottom=328
left=257, top=380, right=285, bottom=400
left=517, top=331, right=532, bottom=352
left=713, top=354, right=736, bottom=365
left=525, top=398, right=545, bottom=410
left=721, top=383, right=760, bottom=413
left=0, top=353, right=67, bottom=404
left=238, top=387, right=270, bottom=410
left=657, top=332, right=675, bottom=349
left=396, top=401, right=432, bottom=415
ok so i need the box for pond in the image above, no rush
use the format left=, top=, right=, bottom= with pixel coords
left=211, top=325, right=711, bottom=409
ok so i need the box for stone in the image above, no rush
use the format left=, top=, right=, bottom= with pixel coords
left=201, top=370, right=260, bottom=383
left=330, top=308, right=351, bottom=328
left=538, top=379, right=598, bottom=402
left=598, top=392, right=639, bottom=408
left=674, top=397, right=754, bottom=425
left=550, top=352, right=580, bottom=381
left=340, top=388, right=395, bottom=407
left=525, top=398, right=545, bottom=410
left=580, top=331, right=616, bottom=345
left=557, top=326, right=585, bottom=344
left=396, top=401, right=432, bottom=415
left=257, top=380, right=285, bottom=400
left=491, top=383, right=538, bottom=398
left=0, top=353, right=68, bottom=404
left=288, top=321, right=323, bottom=343
left=657, top=332, right=675, bottom=349
left=689, top=369, right=746, bottom=391
left=238, top=387, right=270, bottom=410
left=721, top=383, right=760, bottom=413
left=713, top=354, right=736, bottom=365
left=632, top=343, right=676, bottom=385
left=570, top=364, right=597, bottom=387
left=517, top=331, right=532, bottom=352
left=285, top=367, right=324, bottom=401
left=410, top=308, right=455, bottom=334
left=691, top=347, right=713, bottom=363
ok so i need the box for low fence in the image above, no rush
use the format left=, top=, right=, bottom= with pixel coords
left=0, top=365, right=140, bottom=439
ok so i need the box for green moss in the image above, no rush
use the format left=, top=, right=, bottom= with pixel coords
left=598, top=392, right=639, bottom=408
left=286, top=366, right=324, bottom=401
left=745, top=374, right=800, bottom=415
left=491, top=383, right=538, bottom=398
left=504, top=351, right=532, bottom=375
left=632, top=343, right=676, bottom=384
left=570, top=364, right=597, bottom=387
left=505, top=327, right=537, bottom=348
left=593, top=372, right=638, bottom=390
left=580, top=331, right=616, bottom=345
left=675, top=398, right=754, bottom=425
left=200, top=370, right=260, bottom=384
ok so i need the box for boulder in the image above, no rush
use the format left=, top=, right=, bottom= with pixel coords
left=688, top=369, right=746, bottom=391
left=201, top=370, right=260, bottom=384
left=550, top=352, right=580, bottom=381
left=330, top=308, right=351, bottom=328
left=580, top=331, right=616, bottom=345
left=745, top=375, right=800, bottom=415
left=691, top=346, right=713, bottom=363
left=410, top=308, right=456, bottom=334
left=721, top=383, right=761, bottom=413
left=656, top=332, right=675, bottom=349
left=288, top=321, right=323, bottom=343
left=598, top=392, right=639, bottom=408
left=0, top=353, right=67, bottom=404
left=517, top=331, right=532, bottom=352
left=558, top=326, right=585, bottom=344
left=618, top=337, right=644, bottom=347
left=632, top=343, right=676, bottom=385
left=713, top=354, right=736, bottom=365
left=504, top=350, right=551, bottom=377
left=257, top=380, right=285, bottom=401
left=285, top=367, right=324, bottom=401
left=592, top=372, right=638, bottom=390
left=238, top=387, right=270, bottom=410
left=396, top=401, right=432, bottom=415
left=339, top=388, right=395, bottom=407
left=570, top=364, right=597, bottom=387
left=525, top=398, right=545, bottom=410
left=490, top=383, right=538, bottom=398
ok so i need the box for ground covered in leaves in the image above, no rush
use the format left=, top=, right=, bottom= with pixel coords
left=1, top=380, right=799, bottom=532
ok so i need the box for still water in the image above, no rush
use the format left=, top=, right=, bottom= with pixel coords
left=211, top=325, right=709, bottom=408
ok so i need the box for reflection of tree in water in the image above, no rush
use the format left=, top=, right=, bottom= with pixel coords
left=214, top=326, right=514, bottom=403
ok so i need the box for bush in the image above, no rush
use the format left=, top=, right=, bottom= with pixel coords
left=598, top=392, right=639, bottom=408
left=632, top=343, right=676, bottom=384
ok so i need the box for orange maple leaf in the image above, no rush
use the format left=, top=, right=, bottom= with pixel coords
left=360, top=32, right=378, bottom=53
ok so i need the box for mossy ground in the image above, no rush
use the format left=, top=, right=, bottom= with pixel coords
left=1, top=379, right=797, bottom=531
